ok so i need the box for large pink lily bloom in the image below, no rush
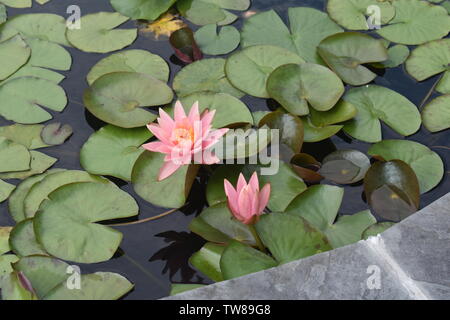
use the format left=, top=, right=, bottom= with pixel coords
left=143, top=101, right=229, bottom=181
left=224, top=172, right=271, bottom=225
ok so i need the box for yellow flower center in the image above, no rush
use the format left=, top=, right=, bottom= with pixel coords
left=172, top=127, right=194, bottom=146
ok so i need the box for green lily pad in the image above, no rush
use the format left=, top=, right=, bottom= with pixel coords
left=405, top=39, right=450, bottom=94
left=3, top=65, right=65, bottom=84
left=318, top=32, right=388, bottom=86
left=0, top=35, right=31, bottom=80
left=0, top=151, right=57, bottom=180
left=0, top=4, right=6, bottom=24
left=319, top=150, right=371, bottom=184
left=0, top=179, right=14, bottom=203
left=9, top=219, right=46, bottom=257
left=0, top=271, right=37, bottom=300
left=0, top=254, right=18, bottom=277
left=131, top=151, right=199, bottom=208
left=40, top=123, right=72, bottom=146
left=81, top=125, right=152, bottom=181
left=0, top=226, right=12, bottom=255
left=301, top=117, right=343, bottom=143
left=0, top=0, right=31, bottom=8
left=0, top=137, right=30, bottom=173
left=34, top=182, right=139, bottom=263
left=309, top=100, right=357, bottom=127
left=327, top=0, right=395, bottom=30
left=241, top=7, right=342, bottom=65
left=422, top=95, right=450, bottom=132
left=44, top=272, right=133, bottom=300
left=0, top=124, right=48, bottom=149
left=225, top=45, right=304, bottom=98
left=189, top=242, right=224, bottom=282
left=372, top=45, right=410, bottom=69
left=87, top=49, right=169, bottom=86
left=362, top=222, right=395, bottom=240
left=66, top=12, right=137, bottom=53
left=255, top=213, right=332, bottom=265
left=110, top=0, right=177, bottom=21
left=267, top=63, right=344, bottom=115
left=368, top=140, right=444, bottom=194
left=25, top=37, right=71, bottom=71
left=285, top=185, right=377, bottom=248
left=189, top=202, right=255, bottom=245
left=178, top=0, right=249, bottom=26
left=377, top=0, right=450, bottom=45
left=220, top=240, right=277, bottom=280
left=342, top=85, right=421, bottom=143
left=84, top=72, right=173, bottom=128
left=0, top=77, right=67, bottom=124
left=23, top=169, right=110, bottom=219
left=170, top=284, right=206, bottom=296
left=173, top=58, right=243, bottom=98
left=194, top=24, right=240, bottom=55
left=0, top=13, right=70, bottom=46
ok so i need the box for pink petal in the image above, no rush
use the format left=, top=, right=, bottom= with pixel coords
left=142, top=141, right=171, bottom=154
left=201, top=151, right=220, bottom=164
left=248, top=172, right=260, bottom=192
left=257, top=184, right=271, bottom=214
left=203, top=128, right=229, bottom=149
left=224, top=179, right=239, bottom=215
left=169, top=145, right=193, bottom=165
left=158, top=161, right=182, bottom=181
left=147, top=124, right=172, bottom=146
left=236, top=173, right=247, bottom=195
left=188, top=101, right=200, bottom=123
left=201, top=109, right=216, bottom=137
left=157, top=108, right=175, bottom=132
left=237, top=187, right=253, bottom=222
left=174, top=101, right=187, bottom=122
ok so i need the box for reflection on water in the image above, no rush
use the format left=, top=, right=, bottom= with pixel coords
left=0, top=0, right=448, bottom=299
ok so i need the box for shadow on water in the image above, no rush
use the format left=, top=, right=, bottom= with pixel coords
left=0, top=0, right=448, bottom=299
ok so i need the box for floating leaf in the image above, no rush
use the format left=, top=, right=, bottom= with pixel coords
left=189, top=242, right=224, bottom=282
left=173, top=58, right=242, bottom=98
left=0, top=179, right=14, bottom=203
left=319, top=150, right=370, bottom=184
left=241, top=7, right=342, bottom=65
left=87, top=49, right=169, bottom=86
left=34, top=182, right=139, bottom=263
left=0, top=254, right=18, bottom=277
left=0, top=226, right=12, bottom=255
left=66, top=12, right=137, bottom=53
left=84, top=72, right=173, bottom=128
left=290, top=153, right=323, bottom=183
left=362, top=222, right=395, bottom=240
left=0, top=137, right=30, bottom=173
left=40, top=123, right=72, bottom=146
left=0, top=271, right=36, bottom=300
left=25, top=37, right=71, bottom=71
left=9, top=219, right=46, bottom=257
left=405, top=39, right=450, bottom=94
left=318, top=32, right=388, bottom=86
left=372, top=45, right=409, bottom=69
left=194, top=24, right=240, bottom=55
left=309, top=100, right=357, bottom=127
left=377, top=0, right=450, bottom=45
left=0, top=150, right=57, bottom=180
left=226, top=45, right=304, bottom=98
left=169, top=27, right=203, bottom=64
left=285, top=185, right=377, bottom=248
left=0, top=77, right=67, bottom=124
left=0, top=4, right=6, bottom=24
left=327, top=0, right=395, bottom=30
left=422, top=95, right=450, bottom=132
left=3, top=65, right=65, bottom=84
left=266, top=63, right=344, bottom=115
left=132, top=151, right=198, bottom=208
left=0, top=35, right=30, bottom=80
left=110, top=0, right=177, bottom=21
left=342, top=85, right=421, bottom=143
left=81, top=125, right=152, bottom=181
left=301, top=117, right=343, bottom=143
left=0, top=0, right=31, bottom=8
left=0, top=124, right=48, bottom=149
left=368, top=140, right=444, bottom=194
left=178, top=0, right=249, bottom=26
left=170, top=284, right=206, bottom=295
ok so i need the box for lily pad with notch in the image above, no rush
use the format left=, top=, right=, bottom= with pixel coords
left=0, top=137, right=30, bottom=173
left=194, top=24, right=240, bottom=56
left=189, top=242, right=224, bottom=282
left=0, top=151, right=57, bottom=180
left=422, top=95, right=450, bottom=132
left=9, top=219, right=47, bottom=257
left=109, top=0, right=177, bottom=21
left=0, top=35, right=30, bottom=81
left=0, top=124, right=48, bottom=149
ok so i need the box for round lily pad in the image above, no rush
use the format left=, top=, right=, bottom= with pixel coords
left=81, top=125, right=152, bottom=181
left=0, top=124, right=48, bottom=149
left=5, top=65, right=65, bottom=84
left=319, top=150, right=371, bottom=184
left=309, top=100, right=357, bottom=127
left=225, top=45, right=304, bottom=98
left=368, top=140, right=444, bottom=194
left=406, top=39, right=450, bottom=94
left=0, top=226, right=12, bottom=255
left=267, top=63, right=344, bottom=115
left=0, top=179, right=15, bottom=203
left=301, top=117, right=343, bottom=143
left=0, top=77, right=67, bottom=124
left=194, top=24, right=240, bottom=55
left=342, top=85, right=421, bottom=143
left=40, top=123, right=72, bottom=146
left=9, top=219, right=47, bottom=257
left=173, top=58, right=243, bottom=98
left=0, top=0, right=31, bottom=8
left=318, top=32, right=388, bottom=86
left=25, top=37, right=71, bottom=71
left=0, top=151, right=57, bottom=180
left=84, top=72, right=173, bottom=128
left=0, top=137, right=30, bottom=173
left=86, top=49, right=170, bottom=86
left=422, top=95, right=450, bottom=132
left=0, top=35, right=30, bottom=80
left=110, top=0, right=177, bottom=21
left=0, top=255, right=18, bottom=277
left=178, top=0, right=249, bottom=26
left=189, top=242, right=224, bottom=282
left=66, top=12, right=137, bottom=53
left=372, top=45, right=410, bottom=69
left=377, top=0, right=450, bottom=45
left=34, top=182, right=139, bottom=263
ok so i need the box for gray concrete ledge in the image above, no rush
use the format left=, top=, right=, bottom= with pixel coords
left=165, top=193, right=450, bottom=300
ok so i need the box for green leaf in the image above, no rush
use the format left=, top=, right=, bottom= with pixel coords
left=319, top=150, right=371, bottom=184
left=87, top=49, right=169, bottom=86
left=40, top=122, right=72, bottom=146
left=110, top=0, right=177, bottom=21
left=173, top=58, right=243, bottom=98
left=66, top=12, right=137, bottom=53
left=301, top=117, right=343, bottom=143
left=255, top=213, right=331, bottom=264
left=0, top=226, right=12, bottom=255
left=0, top=124, right=48, bottom=149
left=0, top=254, right=18, bottom=277
left=266, top=63, right=344, bottom=115
left=2, top=65, right=65, bottom=84
left=372, top=45, right=410, bottom=69
left=368, top=140, right=444, bottom=194
left=0, top=77, right=67, bottom=124
left=178, top=0, right=249, bottom=26
left=309, top=100, right=357, bottom=127
left=34, top=182, right=139, bottom=263
left=318, top=32, right=388, bottom=86
left=0, top=150, right=57, bottom=180
left=342, top=85, right=421, bottom=143
left=189, top=242, right=224, bottom=282
left=241, top=8, right=342, bottom=65
left=362, top=222, right=395, bottom=240
left=194, top=24, right=240, bottom=55
left=225, top=45, right=304, bottom=98
left=285, top=185, right=377, bottom=248
left=377, top=0, right=450, bottom=45
left=220, top=240, right=277, bottom=280
left=0, top=0, right=31, bottom=8
left=170, top=283, right=206, bottom=296
left=406, top=39, right=450, bottom=94
left=0, top=4, right=6, bottom=24
left=9, top=219, right=47, bottom=257
left=0, top=35, right=31, bottom=80
left=0, top=179, right=14, bottom=203
left=0, top=137, right=30, bottom=173
left=25, top=37, right=71, bottom=71
left=131, top=151, right=198, bottom=208
left=422, top=95, right=450, bottom=132
left=84, top=72, right=173, bottom=128
left=0, top=271, right=37, bottom=300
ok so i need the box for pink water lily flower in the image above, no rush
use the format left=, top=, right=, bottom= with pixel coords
left=143, top=101, right=229, bottom=181
left=224, top=172, right=271, bottom=225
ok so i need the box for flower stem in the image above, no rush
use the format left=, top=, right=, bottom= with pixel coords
left=107, top=208, right=179, bottom=227
left=248, top=224, right=266, bottom=253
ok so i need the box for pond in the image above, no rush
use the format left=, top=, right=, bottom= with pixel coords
left=0, top=0, right=448, bottom=300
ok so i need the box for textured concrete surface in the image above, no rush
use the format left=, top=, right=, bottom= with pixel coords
left=165, top=193, right=450, bottom=300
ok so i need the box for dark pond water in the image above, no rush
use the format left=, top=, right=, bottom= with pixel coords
left=0, top=0, right=448, bottom=300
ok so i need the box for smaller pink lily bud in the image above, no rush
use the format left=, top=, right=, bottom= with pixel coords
left=224, top=172, right=271, bottom=225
